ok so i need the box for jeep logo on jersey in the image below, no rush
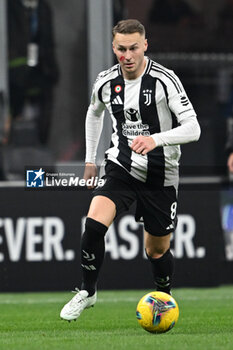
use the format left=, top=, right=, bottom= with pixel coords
left=124, top=108, right=141, bottom=122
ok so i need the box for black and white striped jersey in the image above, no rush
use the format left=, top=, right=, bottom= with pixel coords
left=85, top=57, right=200, bottom=187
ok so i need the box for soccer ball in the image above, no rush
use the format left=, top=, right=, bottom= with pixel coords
left=136, top=291, right=179, bottom=334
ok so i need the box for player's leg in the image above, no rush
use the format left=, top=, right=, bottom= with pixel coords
left=144, top=230, right=174, bottom=294
left=80, top=162, right=136, bottom=297
left=80, top=195, right=116, bottom=295
left=138, top=185, right=177, bottom=295
left=60, top=161, right=136, bottom=321
left=60, top=195, right=116, bottom=321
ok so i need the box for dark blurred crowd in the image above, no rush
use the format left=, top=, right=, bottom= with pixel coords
left=7, top=0, right=59, bottom=146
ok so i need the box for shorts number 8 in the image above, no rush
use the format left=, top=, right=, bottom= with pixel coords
left=170, top=202, right=177, bottom=220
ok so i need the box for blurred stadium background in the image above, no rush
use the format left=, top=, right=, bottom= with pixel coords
left=0, top=0, right=233, bottom=292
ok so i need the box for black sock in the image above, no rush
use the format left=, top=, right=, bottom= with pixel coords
left=80, top=217, right=108, bottom=296
left=146, top=249, right=174, bottom=294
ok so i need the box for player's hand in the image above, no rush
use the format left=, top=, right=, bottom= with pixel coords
left=83, top=163, right=98, bottom=189
left=131, top=136, right=156, bottom=155
left=227, top=153, right=233, bottom=173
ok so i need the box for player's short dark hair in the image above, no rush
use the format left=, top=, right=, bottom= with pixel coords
left=112, top=19, right=146, bottom=39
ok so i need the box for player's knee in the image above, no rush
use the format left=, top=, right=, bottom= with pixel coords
left=87, top=196, right=116, bottom=227
left=87, top=212, right=110, bottom=227
left=145, top=246, right=168, bottom=259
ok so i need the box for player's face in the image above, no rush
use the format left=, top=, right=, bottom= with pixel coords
left=112, top=32, right=148, bottom=80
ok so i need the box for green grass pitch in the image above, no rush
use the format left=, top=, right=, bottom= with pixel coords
left=0, top=286, right=233, bottom=350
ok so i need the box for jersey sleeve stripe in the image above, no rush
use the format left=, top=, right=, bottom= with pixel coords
left=98, top=80, right=111, bottom=103
left=151, top=64, right=182, bottom=93
left=144, top=58, right=153, bottom=75
left=178, top=108, right=194, bottom=115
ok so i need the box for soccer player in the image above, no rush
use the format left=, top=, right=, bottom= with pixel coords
left=60, top=19, right=201, bottom=321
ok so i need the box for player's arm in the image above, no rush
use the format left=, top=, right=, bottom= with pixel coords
left=226, top=117, right=233, bottom=173
left=156, top=72, right=200, bottom=144
left=131, top=71, right=200, bottom=155
left=131, top=117, right=200, bottom=155
left=227, top=153, right=233, bottom=173
left=84, top=81, right=105, bottom=188
left=150, top=72, right=201, bottom=151
left=150, top=116, right=200, bottom=147
left=131, top=88, right=200, bottom=156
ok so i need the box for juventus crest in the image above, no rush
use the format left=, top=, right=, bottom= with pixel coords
left=143, top=89, right=152, bottom=106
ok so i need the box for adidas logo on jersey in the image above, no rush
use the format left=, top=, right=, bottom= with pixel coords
left=166, top=223, right=174, bottom=231
left=112, top=96, right=123, bottom=105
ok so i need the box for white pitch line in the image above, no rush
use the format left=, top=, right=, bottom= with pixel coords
left=0, top=294, right=233, bottom=305
left=0, top=297, right=139, bottom=305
